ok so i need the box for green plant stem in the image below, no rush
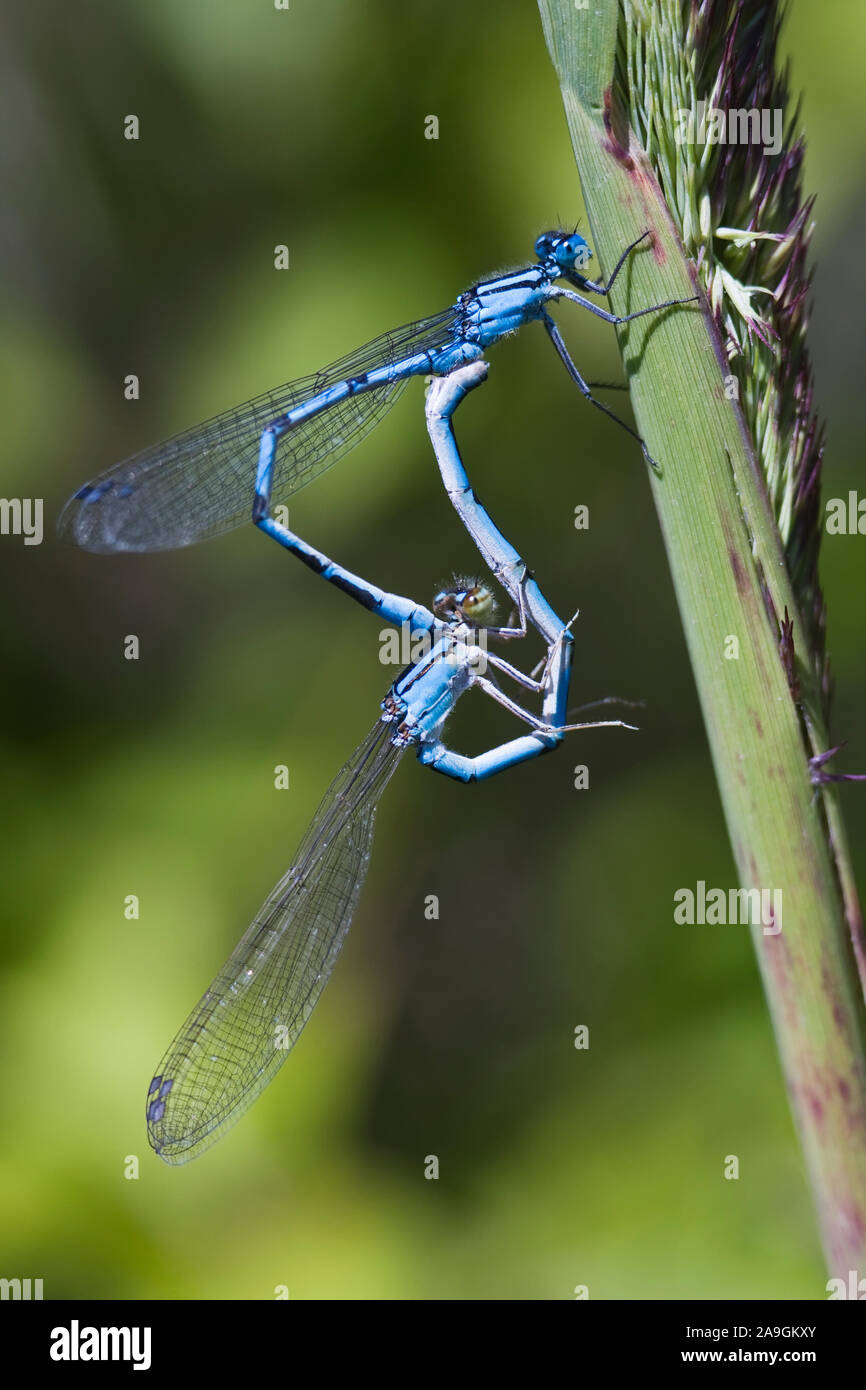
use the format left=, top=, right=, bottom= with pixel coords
left=538, top=0, right=866, bottom=1278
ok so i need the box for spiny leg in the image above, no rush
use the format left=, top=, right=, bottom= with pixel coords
left=577, top=230, right=652, bottom=297
left=553, top=284, right=699, bottom=326
left=483, top=650, right=547, bottom=696
left=542, top=311, right=659, bottom=469
left=530, top=605, right=579, bottom=683
left=472, top=673, right=636, bottom=737
left=471, top=672, right=557, bottom=727
left=558, top=715, right=639, bottom=733
left=567, top=695, right=646, bottom=718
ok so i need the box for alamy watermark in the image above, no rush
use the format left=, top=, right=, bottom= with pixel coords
left=674, top=880, right=782, bottom=935
left=1, top=1276, right=43, bottom=1299
left=826, top=1269, right=866, bottom=1299
left=0, top=498, right=42, bottom=544
left=50, top=1321, right=151, bottom=1370
left=674, top=99, right=782, bottom=157
left=826, top=491, right=866, bottom=535
left=378, top=622, right=489, bottom=673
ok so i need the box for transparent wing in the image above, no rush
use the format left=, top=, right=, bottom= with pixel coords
left=59, top=308, right=459, bottom=553
left=146, top=717, right=404, bottom=1164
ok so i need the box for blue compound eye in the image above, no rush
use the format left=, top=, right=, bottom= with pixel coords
left=562, top=234, right=591, bottom=270
left=574, top=236, right=592, bottom=267
left=535, top=230, right=593, bottom=273
left=534, top=230, right=559, bottom=261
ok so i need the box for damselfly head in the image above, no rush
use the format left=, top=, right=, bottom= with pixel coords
left=535, top=229, right=593, bottom=276
left=433, top=576, right=497, bottom=629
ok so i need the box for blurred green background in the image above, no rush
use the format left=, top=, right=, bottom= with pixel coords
left=1, top=1, right=864, bottom=1300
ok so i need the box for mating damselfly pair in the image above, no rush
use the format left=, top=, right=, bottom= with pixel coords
left=61, top=230, right=696, bottom=1162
